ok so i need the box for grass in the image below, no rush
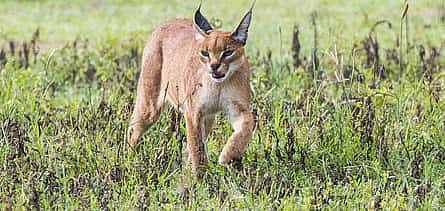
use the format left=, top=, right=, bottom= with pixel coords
left=1, top=0, right=445, bottom=209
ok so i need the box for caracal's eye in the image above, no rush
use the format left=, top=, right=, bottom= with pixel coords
left=222, top=49, right=235, bottom=58
left=200, top=50, right=210, bottom=57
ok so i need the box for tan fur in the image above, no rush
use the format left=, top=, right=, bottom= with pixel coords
left=127, top=18, right=254, bottom=176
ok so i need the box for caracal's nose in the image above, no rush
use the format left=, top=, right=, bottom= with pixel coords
left=210, top=63, right=221, bottom=71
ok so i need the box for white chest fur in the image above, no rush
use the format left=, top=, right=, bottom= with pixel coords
left=195, top=82, right=224, bottom=115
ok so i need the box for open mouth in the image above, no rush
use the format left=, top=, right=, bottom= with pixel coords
left=211, top=72, right=226, bottom=79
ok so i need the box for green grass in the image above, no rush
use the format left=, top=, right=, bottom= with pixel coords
left=1, top=0, right=445, bottom=209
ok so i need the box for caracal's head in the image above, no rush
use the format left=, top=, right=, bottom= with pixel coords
left=193, top=4, right=253, bottom=83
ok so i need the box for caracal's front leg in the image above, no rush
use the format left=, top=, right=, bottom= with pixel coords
left=183, top=114, right=214, bottom=164
left=218, top=101, right=254, bottom=166
left=184, top=110, right=208, bottom=177
left=201, top=114, right=215, bottom=153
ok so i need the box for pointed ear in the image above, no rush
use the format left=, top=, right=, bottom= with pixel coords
left=194, top=4, right=213, bottom=39
left=231, top=5, right=254, bottom=46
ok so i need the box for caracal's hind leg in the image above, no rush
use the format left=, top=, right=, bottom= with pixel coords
left=127, top=39, right=164, bottom=148
left=218, top=101, right=254, bottom=166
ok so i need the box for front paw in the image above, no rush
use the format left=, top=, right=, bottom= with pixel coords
left=218, top=154, right=243, bottom=170
left=127, top=127, right=137, bottom=149
left=218, top=154, right=230, bottom=167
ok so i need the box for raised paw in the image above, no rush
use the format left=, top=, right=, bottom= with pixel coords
left=218, top=154, right=230, bottom=167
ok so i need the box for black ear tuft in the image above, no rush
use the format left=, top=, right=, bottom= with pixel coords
left=194, top=4, right=213, bottom=34
left=231, top=3, right=254, bottom=46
